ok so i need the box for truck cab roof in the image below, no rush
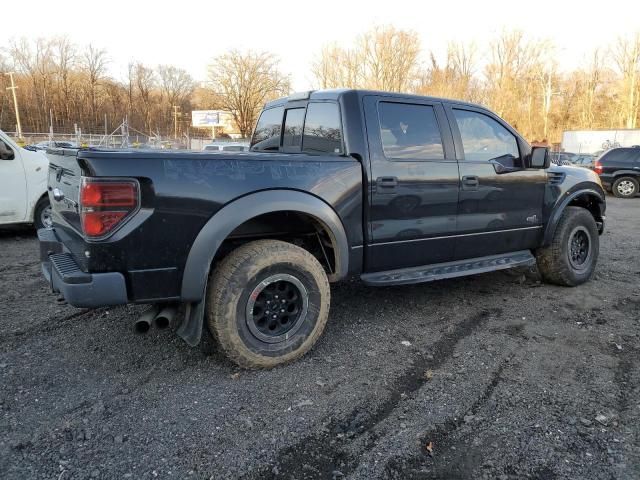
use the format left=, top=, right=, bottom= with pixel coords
left=263, top=88, right=483, bottom=110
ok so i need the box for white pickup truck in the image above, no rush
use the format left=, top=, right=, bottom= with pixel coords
left=0, top=130, right=51, bottom=229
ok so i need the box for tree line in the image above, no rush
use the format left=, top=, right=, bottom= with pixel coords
left=1, top=28, right=639, bottom=144
left=313, top=26, right=640, bottom=144
left=0, top=37, right=201, bottom=138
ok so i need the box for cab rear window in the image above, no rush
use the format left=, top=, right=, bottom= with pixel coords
left=303, top=103, right=343, bottom=154
left=250, top=106, right=284, bottom=152
left=250, top=102, right=343, bottom=155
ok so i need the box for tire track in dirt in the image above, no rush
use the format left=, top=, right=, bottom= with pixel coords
left=1, top=309, right=98, bottom=346
left=382, top=357, right=511, bottom=479
left=246, top=308, right=502, bottom=480
left=0, top=261, right=39, bottom=274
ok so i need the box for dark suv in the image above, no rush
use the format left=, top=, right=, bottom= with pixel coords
left=594, top=147, right=640, bottom=198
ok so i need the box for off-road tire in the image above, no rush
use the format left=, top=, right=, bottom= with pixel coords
left=612, top=176, right=638, bottom=198
left=536, top=206, right=599, bottom=286
left=34, top=197, right=52, bottom=230
left=207, top=239, right=330, bottom=369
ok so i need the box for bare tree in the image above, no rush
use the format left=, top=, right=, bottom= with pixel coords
left=415, top=41, right=478, bottom=100
left=312, top=26, right=420, bottom=92
left=82, top=44, right=108, bottom=130
left=158, top=65, right=194, bottom=133
left=613, top=33, right=640, bottom=128
left=312, top=44, right=364, bottom=89
left=575, top=50, right=605, bottom=129
left=132, top=63, right=156, bottom=133
left=484, top=30, right=549, bottom=138
left=358, top=25, right=420, bottom=91
left=52, top=36, right=77, bottom=126
left=208, top=50, right=290, bottom=137
left=10, top=37, right=56, bottom=131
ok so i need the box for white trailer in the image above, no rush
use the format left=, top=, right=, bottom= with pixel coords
left=562, top=129, right=640, bottom=154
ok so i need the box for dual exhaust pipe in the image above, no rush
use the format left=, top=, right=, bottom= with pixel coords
left=134, top=304, right=178, bottom=334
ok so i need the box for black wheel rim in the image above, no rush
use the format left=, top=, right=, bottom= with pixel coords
left=568, top=226, right=591, bottom=270
left=245, top=274, right=308, bottom=344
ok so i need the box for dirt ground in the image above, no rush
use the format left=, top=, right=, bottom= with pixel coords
left=1, top=196, right=639, bottom=480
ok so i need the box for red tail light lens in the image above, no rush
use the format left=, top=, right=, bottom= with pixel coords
left=81, top=182, right=136, bottom=207
left=80, top=178, right=139, bottom=238
left=594, top=160, right=603, bottom=174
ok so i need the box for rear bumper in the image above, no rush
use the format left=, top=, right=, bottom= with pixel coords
left=38, top=228, right=128, bottom=308
left=598, top=174, right=613, bottom=189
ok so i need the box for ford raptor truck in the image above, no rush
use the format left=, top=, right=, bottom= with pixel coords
left=39, top=89, right=606, bottom=368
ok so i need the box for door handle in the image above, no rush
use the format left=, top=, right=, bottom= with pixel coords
left=376, top=176, right=398, bottom=188
left=462, top=175, right=479, bottom=189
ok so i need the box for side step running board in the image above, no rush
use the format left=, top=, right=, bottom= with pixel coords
left=361, top=250, right=536, bottom=286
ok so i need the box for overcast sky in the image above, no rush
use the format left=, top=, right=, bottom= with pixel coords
left=3, top=0, right=639, bottom=89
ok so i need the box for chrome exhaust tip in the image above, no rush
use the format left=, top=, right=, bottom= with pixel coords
left=134, top=305, right=161, bottom=334
left=153, top=305, right=178, bottom=330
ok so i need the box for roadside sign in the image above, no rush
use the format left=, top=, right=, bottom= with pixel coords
left=192, top=110, right=222, bottom=127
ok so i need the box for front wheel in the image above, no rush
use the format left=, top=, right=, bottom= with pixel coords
left=34, top=197, right=52, bottom=230
left=535, top=207, right=599, bottom=286
left=207, top=239, right=330, bottom=369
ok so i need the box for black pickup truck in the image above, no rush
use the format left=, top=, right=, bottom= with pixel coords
left=40, top=89, right=606, bottom=368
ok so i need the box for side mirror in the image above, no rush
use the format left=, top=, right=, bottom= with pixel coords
left=528, top=146, right=550, bottom=169
left=0, top=140, right=15, bottom=160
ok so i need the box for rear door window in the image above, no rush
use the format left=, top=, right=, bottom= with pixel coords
left=601, top=148, right=640, bottom=165
left=303, top=102, right=343, bottom=154
left=250, top=106, right=284, bottom=151
left=378, top=102, right=445, bottom=160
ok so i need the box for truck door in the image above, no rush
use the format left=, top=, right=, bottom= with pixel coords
left=0, top=138, right=27, bottom=224
left=446, top=105, right=546, bottom=260
left=363, top=96, right=459, bottom=272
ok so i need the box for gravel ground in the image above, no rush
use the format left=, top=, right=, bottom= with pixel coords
left=1, top=196, right=639, bottom=480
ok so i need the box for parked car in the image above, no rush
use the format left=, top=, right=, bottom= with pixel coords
left=593, top=147, right=640, bottom=198
left=571, top=154, right=595, bottom=169
left=0, top=130, right=51, bottom=230
left=202, top=142, right=249, bottom=152
left=28, top=140, right=77, bottom=151
left=40, top=89, right=605, bottom=368
left=551, top=152, right=577, bottom=165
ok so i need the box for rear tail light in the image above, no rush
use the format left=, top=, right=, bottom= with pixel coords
left=594, top=160, right=603, bottom=174
left=80, top=178, right=139, bottom=238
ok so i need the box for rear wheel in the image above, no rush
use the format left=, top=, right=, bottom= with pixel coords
left=34, top=197, right=52, bottom=230
left=535, top=207, right=599, bottom=286
left=612, top=176, right=638, bottom=198
left=207, top=239, right=330, bottom=369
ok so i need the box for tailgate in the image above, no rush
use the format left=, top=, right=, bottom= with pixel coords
left=46, top=147, right=83, bottom=232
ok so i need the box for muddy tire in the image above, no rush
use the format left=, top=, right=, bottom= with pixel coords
left=34, top=197, right=52, bottom=230
left=612, top=176, right=638, bottom=198
left=207, top=239, right=330, bottom=369
left=535, top=207, right=599, bottom=286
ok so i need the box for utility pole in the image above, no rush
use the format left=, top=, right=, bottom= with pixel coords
left=5, top=72, right=22, bottom=140
left=173, top=105, right=179, bottom=140
left=49, top=109, right=54, bottom=144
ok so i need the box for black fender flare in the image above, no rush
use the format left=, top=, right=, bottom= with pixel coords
left=180, top=189, right=350, bottom=302
left=542, top=187, right=605, bottom=246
